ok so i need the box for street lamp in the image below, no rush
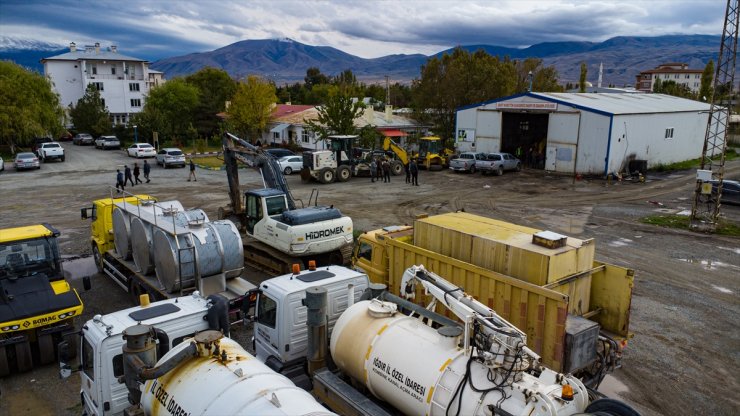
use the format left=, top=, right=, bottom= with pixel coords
left=528, top=71, right=534, bottom=92
left=133, top=125, right=138, bottom=143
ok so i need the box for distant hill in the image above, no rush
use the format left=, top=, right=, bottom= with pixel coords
left=0, top=36, right=66, bottom=73
left=2, top=35, right=721, bottom=87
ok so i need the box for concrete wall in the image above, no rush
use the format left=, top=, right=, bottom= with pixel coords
left=45, top=61, right=85, bottom=109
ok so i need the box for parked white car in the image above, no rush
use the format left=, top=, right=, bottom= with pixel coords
left=155, top=148, right=186, bottom=168
left=277, top=155, right=303, bottom=174
left=127, top=143, right=156, bottom=158
left=0, top=156, right=4, bottom=172
left=95, top=135, right=121, bottom=150
left=37, top=142, right=65, bottom=162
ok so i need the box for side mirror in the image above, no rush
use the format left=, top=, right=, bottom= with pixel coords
left=83, top=276, right=91, bottom=291
left=80, top=208, right=88, bottom=220
left=242, top=289, right=260, bottom=321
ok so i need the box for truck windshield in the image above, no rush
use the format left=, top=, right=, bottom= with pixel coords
left=265, top=196, right=287, bottom=217
left=0, top=238, right=61, bottom=280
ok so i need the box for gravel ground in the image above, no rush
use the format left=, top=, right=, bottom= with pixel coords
left=0, top=143, right=738, bottom=416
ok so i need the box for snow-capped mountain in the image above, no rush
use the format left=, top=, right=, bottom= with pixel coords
left=0, top=36, right=65, bottom=51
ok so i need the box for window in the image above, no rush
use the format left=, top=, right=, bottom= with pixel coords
left=301, top=130, right=310, bottom=143
left=112, top=354, right=123, bottom=378
left=257, top=293, right=278, bottom=328
left=100, top=99, right=105, bottom=108
left=82, top=338, right=95, bottom=381
left=519, top=121, right=529, bottom=131
left=111, top=67, right=116, bottom=75
left=131, top=99, right=141, bottom=107
left=90, top=82, right=104, bottom=91
left=92, top=65, right=97, bottom=75
left=674, top=74, right=679, bottom=79
left=665, top=128, right=674, bottom=139
left=356, top=242, right=373, bottom=261
left=685, top=74, right=690, bottom=79
left=129, top=83, right=140, bottom=92
left=273, top=132, right=280, bottom=141
left=265, top=196, right=287, bottom=216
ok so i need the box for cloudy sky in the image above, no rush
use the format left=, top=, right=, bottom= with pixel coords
left=0, top=0, right=728, bottom=59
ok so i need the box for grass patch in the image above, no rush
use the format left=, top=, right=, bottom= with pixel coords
left=193, top=156, right=224, bottom=169
left=641, top=214, right=740, bottom=236
left=652, top=148, right=739, bottom=172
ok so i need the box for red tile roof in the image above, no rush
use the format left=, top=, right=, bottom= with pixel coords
left=272, top=104, right=314, bottom=118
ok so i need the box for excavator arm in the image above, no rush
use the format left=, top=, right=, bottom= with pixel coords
left=222, top=133, right=296, bottom=211
left=382, top=136, right=409, bottom=165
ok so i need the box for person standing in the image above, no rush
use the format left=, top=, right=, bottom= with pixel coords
left=375, top=158, right=383, bottom=182
left=188, top=159, right=197, bottom=182
left=143, top=160, right=151, bottom=183
left=382, top=159, right=391, bottom=183
left=124, top=165, right=134, bottom=187
left=133, top=163, right=143, bottom=184
left=410, top=160, right=419, bottom=186
left=115, top=169, right=125, bottom=193
left=405, top=162, right=411, bottom=184
left=370, top=159, right=377, bottom=182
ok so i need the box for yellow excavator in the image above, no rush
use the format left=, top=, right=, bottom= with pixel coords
left=416, top=136, right=452, bottom=170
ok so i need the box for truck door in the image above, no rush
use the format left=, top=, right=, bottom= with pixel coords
left=254, top=292, right=280, bottom=362
left=245, top=194, right=262, bottom=235
left=80, top=336, right=101, bottom=416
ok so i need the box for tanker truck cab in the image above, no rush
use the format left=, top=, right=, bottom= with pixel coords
left=244, top=188, right=353, bottom=261
left=250, top=265, right=368, bottom=382
left=59, top=294, right=222, bottom=416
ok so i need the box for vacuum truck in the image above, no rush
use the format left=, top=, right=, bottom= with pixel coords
left=59, top=292, right=335, bottom=416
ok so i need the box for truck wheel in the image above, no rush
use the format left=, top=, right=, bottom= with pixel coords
left=390, top=161, right=404, bottom=176
left=585, top=398, right=641, bottom=416
left=61, top=155, right=65, bottom=162
left=496, top=166, right=504, bottom=176
left=336, top=165, right=351, bottom=182
left=15, top=341, right=33, bottom=372
left=92, top=245, right=103, bottom=273
left=318, top=168, right=335, bottom=184
left=0, top=346, right=9, bottom=377
left=470, top=165, right=476, bottom=174
left=515, top=163, right=521, bottom=172
left=38, top=334, right=55, bottom=365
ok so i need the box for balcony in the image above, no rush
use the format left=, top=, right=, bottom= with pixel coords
left=86, top=74, right=144, bottom=81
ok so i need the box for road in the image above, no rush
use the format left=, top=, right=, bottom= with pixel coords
left=0, top=143, right=738, bottom=416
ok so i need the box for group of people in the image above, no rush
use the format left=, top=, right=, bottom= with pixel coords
left=368, top=158, right=419, bottom=186
left=516, top=144, right=546, bottom=169
left=115, top=161, right=150, bottom=193
left=115, top=159, right=198, bottom=193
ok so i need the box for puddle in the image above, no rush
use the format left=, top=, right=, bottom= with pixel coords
left=677, top=258, right=740, bottom=271
left=711, top=285, right=733, bottom=294
left=676, top=210, right=691, bottom=216
left=609, top=238, right=633, bottom=247
left=718, top=246, right=740, bottom=255
left=598, top=374, right=630, bottom=398
left=62, top=256, right=97, bottom=281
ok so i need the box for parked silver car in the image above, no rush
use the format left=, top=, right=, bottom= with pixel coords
left=73, top=133, right=94, bottom=145
left=155, top=147, right=186, bottom=168
left=477, top=152, right=521, bottom=176
left=277, top=155, right=303, bottom=174
left=14, top=152, right=40, bottom=170
left=95, top=135, right=121, bottom=150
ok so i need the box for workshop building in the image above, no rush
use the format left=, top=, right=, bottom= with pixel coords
left=455, top=92, right=712, bottom=176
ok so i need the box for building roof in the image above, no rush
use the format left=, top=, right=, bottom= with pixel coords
left=460, top=92, right=711, bottom=116
left=272, top=104, right=315, bottom=118
left=270, top=105, right=421, bottom=130
left=639, top=68, right=703, bottom=74
left=42, top=49, right=145, bottom=63
left=532, top=92, right=711, bottom=115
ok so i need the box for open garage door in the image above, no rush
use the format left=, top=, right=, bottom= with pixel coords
left=501, top=112, right=549, bottom=169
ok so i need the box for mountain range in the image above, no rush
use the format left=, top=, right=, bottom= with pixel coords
left=1, top=35, right=720, bottom=88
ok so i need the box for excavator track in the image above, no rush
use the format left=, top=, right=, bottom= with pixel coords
left=242, top=235, right=353, bottom=276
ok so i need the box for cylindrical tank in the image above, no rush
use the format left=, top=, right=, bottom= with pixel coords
left=140, top=336, right=336, bottom=416
left=130, top=206, right=203, bottom=275
left=112, top=207, right=133, bottom=259
left=113, top=200, right=186, bottom=261
left=152, top=220, right=243, bottom=293
left=331, top=300, right=589, bottom=416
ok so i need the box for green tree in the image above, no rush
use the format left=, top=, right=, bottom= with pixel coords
left=226, top=75, right=277, bottom=141
left=304, top=89, right=365, bottom=142
left=134, top=78, right=199, bottom=143
left=411, top=48, right=518, bottom=141
left=515, top=58, right=562, bottom=93
left=185, top=67, right=237, bottom=138
left=653, top=78, right=663, bottom=93
left=304, top=67, right=329, bottom=89
left=699, top=60, right=714, bottom=101
left=69, top=84, right=110, bottom=137
left=0, top=61, right=64, bottom=152
left=579, top=62, right=587, bottom=93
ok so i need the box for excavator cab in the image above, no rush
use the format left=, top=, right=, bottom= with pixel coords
left=328, top=135, right=356, bottom=167
left=417, top=136, right=447, bottom=170
left=243, top=189, right=290, bottom=235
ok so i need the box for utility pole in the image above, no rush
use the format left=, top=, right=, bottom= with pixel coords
left=690, top=0, right=739, bottom=230
left=385, top=75, right=391, bottom=106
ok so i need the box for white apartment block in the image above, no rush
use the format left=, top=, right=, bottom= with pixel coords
left=635, top=63, right=704, bottom=94
left=42, top=42, right=164, bottom=126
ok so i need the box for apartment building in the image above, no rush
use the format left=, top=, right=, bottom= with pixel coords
left=635, top=63, right=704, bottom=93
left=42, top=42, right=164, bottom=126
